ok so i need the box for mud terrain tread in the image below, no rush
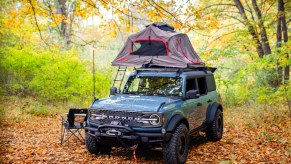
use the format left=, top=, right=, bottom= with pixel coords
left=85, top=133, right=99, bottom=154
left=206, top=109, right=223, bottom=141
left=163, top=124, right=189, bottom=164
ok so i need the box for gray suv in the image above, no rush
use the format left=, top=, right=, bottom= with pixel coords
left=85, top=67, right=223, bottom=164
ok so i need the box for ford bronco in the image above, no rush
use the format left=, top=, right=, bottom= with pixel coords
left=85, top=67, right=223, bottom=163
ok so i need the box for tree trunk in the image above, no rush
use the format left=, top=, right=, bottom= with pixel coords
left=233, top=0, right=264, bottom=58
left=277, top=0, right=283, bottom=85
left=251, top=0, right=272, bottom=55
left=280, top=0, right=289, bottom=83
left=277, top=0, right=289, bottom=84
left=58, top=0, right=67, bottom=37
left=67, top=5, right=75, bottom=46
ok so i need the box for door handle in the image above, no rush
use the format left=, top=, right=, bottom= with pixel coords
left=197, top=103, right=202, bottom=106
left=207, top=99, right=212, bottom=103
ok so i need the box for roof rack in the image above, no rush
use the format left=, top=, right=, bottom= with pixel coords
left=134, top=65, right=217, bottom=76
left=140, top=64, right=215, bottom=71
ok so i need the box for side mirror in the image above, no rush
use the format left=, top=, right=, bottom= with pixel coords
left=110, top=87, right=117, bottom=95
left=184, top=90, right=200, bottom=99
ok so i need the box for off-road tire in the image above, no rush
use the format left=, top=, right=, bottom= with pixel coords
left=85, top=133, right=99, bottom=154
left=163, top=124, right=189, bottom=164
left=206, top=109, right=223, bottom=141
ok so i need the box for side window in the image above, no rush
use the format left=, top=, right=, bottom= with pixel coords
left=186, top=78, right=196, bottom=92
left=197, top=77, right=207, bottom=95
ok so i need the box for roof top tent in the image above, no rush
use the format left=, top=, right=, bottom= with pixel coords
left=112, top=22, right=204, bottom=68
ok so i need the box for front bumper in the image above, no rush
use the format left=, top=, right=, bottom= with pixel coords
left=85, top=123, right=172, bottom=144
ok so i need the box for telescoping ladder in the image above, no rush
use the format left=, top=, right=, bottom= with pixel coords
left=110, top=66, right=127, bottom=96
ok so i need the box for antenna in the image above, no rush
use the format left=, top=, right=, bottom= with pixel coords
left=93, top=50, right=96, bottom=100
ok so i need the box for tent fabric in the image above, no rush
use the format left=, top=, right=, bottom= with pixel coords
left=147, top=22, right=175, bottom=32
left=112, top=22, right=203, bottom=68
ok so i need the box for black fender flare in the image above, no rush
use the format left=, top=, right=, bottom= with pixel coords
left=206, top=102, right=223, bottom=124
left=165, top=114, right=189, bottom=132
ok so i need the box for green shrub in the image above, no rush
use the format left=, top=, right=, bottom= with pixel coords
left=0, top=45, right=113, bottom=105
left=25, top=105, right=53, bottom=116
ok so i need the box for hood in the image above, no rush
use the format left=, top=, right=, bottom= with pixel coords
left=91, top=95, right=177, bottom=112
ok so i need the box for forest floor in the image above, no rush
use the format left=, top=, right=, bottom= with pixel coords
left=0, top=99, right=290, bottom=163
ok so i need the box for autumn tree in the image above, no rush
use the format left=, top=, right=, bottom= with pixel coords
left=1, top=0, right=290, bottom=105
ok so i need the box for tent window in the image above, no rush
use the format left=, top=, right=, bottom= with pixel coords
left=131, top=40, right=168, bottom=56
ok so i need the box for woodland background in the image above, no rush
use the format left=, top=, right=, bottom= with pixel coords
left=0, top=0, right=290, bottom=163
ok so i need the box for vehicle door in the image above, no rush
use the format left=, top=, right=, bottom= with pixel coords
left=195, top=76, right=211, bottom=125
left=182, top=77, right=205, bottom=131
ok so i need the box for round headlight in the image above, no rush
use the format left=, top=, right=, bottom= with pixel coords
left=149, top=114, right=160, bottom=125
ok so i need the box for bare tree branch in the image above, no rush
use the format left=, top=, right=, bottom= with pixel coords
left=43, top=0, right=62, bottom=35
left=173, top=0, right=190, bottom=13
left=72, top=34, right=98, bottom=47
left=203, top=31, right=240, bottom=53
left=194, top=3, right=236, bottom=13
left=200, top=7, right=240, bottom=18
left=262, top=1, right=277, bottom=15
left=146, top=0, right=183, bottom=24
left=83, top=0, right=149, bottom=22
left=145, top=0, right=203, bottom=31
left=224, top=14, right=245, bottom=24
left=245, top=0, right=256, bottom=22
left=260, top=0, right=267, bottom=13
left=145, top=0, right=176, bottom=24
left=28, top=0, right=50, bottom=47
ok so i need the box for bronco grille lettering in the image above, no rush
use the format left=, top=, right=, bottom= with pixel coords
left=90, top=109, right=151, bottom=127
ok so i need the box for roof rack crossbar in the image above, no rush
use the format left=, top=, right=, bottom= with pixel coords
left=132, top=64, right=217, bottom=74
left=134, top=67, right=213, bottom=74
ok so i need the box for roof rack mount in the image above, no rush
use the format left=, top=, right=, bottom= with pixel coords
left=134, top=65, right=217, bottom=74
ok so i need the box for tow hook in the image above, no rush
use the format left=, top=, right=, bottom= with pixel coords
left=131, top=143, right=138, bottom=163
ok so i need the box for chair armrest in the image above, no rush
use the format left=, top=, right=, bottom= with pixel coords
left=61, top=114, right=68, bottom=123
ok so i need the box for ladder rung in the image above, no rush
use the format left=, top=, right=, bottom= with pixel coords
left=109, top=66, right=127, bottom=96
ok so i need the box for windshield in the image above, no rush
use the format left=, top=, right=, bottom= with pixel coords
left=123, top=76, right=182, bottom=97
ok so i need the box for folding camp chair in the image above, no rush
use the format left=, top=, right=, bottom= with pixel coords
left=60, top=108, right=88, bottom=146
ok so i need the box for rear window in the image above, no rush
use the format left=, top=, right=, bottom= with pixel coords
left=206, top=75, right=216, bottom=92
left=131, top=40, right=168, bottom=56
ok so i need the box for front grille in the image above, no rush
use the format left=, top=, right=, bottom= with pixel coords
left=90, top=109, right=145, bottom=127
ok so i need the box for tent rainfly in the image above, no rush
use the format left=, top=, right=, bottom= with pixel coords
left=112, top=22, right=204, bottom=68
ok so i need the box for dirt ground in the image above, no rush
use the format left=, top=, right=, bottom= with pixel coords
left=0, top=111, right=290, bottom=163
